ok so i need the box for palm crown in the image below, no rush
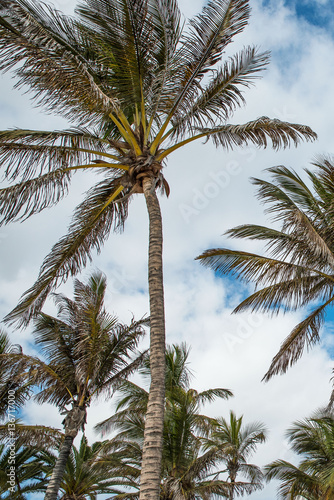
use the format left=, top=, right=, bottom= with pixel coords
left=0, top=0, right=316, bottom=325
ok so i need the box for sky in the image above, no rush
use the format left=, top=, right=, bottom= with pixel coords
left=1, top=0, right=334, bottom=498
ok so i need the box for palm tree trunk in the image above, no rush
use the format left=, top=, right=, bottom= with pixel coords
left=139, top=176, right=166, bottom=499
left=45, top=406, right=86, bottom=500
left=44, top=434, right=74, bottom=500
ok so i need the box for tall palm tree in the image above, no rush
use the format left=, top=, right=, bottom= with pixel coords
left=0, top=0, right=316, bottom=495
left=1, top=270, right=148, bottom=500
left=197, top=159, right=334, bottom=381
left=204, top=411, right=267, bottom=499
left=265, top=413, right=334, bottom=499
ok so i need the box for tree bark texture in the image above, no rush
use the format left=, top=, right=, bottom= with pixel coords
left=44, top=406, right=86, bottom=500
left=44, top=434, right=74, bottom=500
left=139, top=176, right=166, bottom=500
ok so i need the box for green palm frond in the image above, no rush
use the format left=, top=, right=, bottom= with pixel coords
left=265, top=460, right=322, bottom=500
left=198, top=160, right=334, bottom=380
left=77, top=0, right=145, bottom=111
left=198, top=246, right=334, bottom=313
left=198, top=248, right=325, bottom=286
left=0, top=421, right=63, bottom=449
left=196, top=388, right=233, bottom=405
left=226, top=223, right=334, bottom=273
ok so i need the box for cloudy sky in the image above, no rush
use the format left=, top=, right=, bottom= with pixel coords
left=1, top=0, right=334, bottom=498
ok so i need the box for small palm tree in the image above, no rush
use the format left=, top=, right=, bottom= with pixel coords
left=204, top=411, right=267, bottom=499
left=265, top=413, right=334, bottom=499
left=46, top=434, right=133, bottom=499
left=0, top=1, right=317, bottom=495
left=197, top=159, right=334, bottom=381
left=1, top=270, right=148, bottom=500
left=0, top=329, right=30, bottom=421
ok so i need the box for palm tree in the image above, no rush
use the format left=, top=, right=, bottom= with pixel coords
left=1, top=270, right=148, bottom=500
left=0, top=443, right=45, bottom=498
left=0, top=423, right=63, bottom=499
left=45, top=434, right=135, bottom=499
left=265, top=413, right=334, bottom=499
left=204, top=411, right=267, bottom=499
left=197, top=159, right=334, bottom=381
left=0, top=1, right=317, bottom=495
left=0, top=329, right=31, bottom=421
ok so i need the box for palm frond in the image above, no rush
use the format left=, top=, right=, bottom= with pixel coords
left=264, top=459, right=322, bottom=499
left=257, top=165, right=321, bottom=212
left=197, top=247, right=333, bottom=291
left=143, top=0, right=182, bottom=124
left=225, top=223, right=334, bottom=272
left=77, top=0, right=158, bottom=116
left=0, top=128, right=113, bottom=181
left=4, top=178, right=129, bottom=326
left=0, top=0, right=117, bottom=125
left=170, top=46, right=269, bottom=138
left=0, top=169, right=72, bottom=225
left=169, top=0, right=250, bottom=117
left=0, top=421, right=63, bottom=449
left=196, top=388, right=233, bottom=405
left=263, top=298, right=334, bottom=381
left=0, top=351, right=73, bottom=407
left=202, top=116, right=317, bottom=150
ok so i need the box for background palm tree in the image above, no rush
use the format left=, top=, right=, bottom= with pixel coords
left=197, top=158, right=334, bottom=381
left=204, top=411, right=267, bottom=499
left=0, top=329, right=31, bottom=421
left=1, top=270, right=148, bottom=500
left=0, top=0, right=317, bottom=495
left=97, top=344, right=265, bottom=499
left=265, top=412, right=334, bottom=499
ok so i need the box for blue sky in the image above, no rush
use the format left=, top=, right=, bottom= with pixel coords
left=264, top=0, right=334, bottom=29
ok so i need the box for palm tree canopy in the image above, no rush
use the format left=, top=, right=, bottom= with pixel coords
left=1, top=271, right=148, bottom=412
left=203, top=411, right=267, bottom=498
left=0, top=328, right=31, bottom=420
left=0, top=0, right=317, bottom=327
left=197, top=158, right=334, bottom=381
